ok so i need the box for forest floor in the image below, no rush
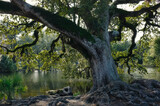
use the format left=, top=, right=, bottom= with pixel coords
left=1, top=79, right=160, bottom=106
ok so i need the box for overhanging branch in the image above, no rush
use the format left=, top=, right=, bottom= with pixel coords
left=112, top=0, right=144, bottom=6
left=0, top=25, right=44, bottom=54
left=145, top=12, right=160, bottom=28
left=115, top=18, right=137, bottom=62
left=49, top=35, right=62, bottom=54
left=110, top=3, right=160, bottom=18
left=52, top=37, right=66, bottom=62
left=0, top=1, right=95, bottom=43
left=0, top=0, right=96, bottom=58
left=15, top=21, right=36, bottom=28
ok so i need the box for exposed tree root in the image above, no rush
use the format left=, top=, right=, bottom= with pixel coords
left=82, top=79, right=160, bottom=106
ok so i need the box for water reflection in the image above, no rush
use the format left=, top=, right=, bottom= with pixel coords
left=0, top=68, right=160, bottom=99
left=31, top=70, right=39, bottom=83
left=18, top=71, right=92, bottom=98
left=119, top=67, right=160, bottom=83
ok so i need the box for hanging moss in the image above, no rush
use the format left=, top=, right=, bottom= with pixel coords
left=32, top=6, right=95, bottom=43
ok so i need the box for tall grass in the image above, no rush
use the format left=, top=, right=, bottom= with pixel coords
left=0, top=74, right=27, bottom=100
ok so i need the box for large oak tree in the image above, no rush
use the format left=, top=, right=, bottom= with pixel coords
left=0, top=0, right=160, bottom=95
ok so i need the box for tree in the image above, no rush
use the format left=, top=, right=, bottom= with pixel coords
left=0, top=55, right=17, bottom=73
left=154, top=37, right=160, bottom=71
left=0, top=0, right=160, bottom=104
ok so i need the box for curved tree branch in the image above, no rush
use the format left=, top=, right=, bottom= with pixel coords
left=0, top=0, right=97, bottom=58
left=145, top=11, right=160, bottom=28
left=52, top=37, right=66, bottom=62
left=0, top=1, right=22, bottom=15
left=110, top=3, right=160, bottom=18
left=49, top=34, right=62, bottom=54
left=0, top=1, right=95, bottom=43
left=115, top=18, right=137, bottom=61
left=112, top=0, right=144, bottom=6
left=114, top=18, right=137, bottom=74
left=0, top=25, right=44, bottom=54
left=111, top=2, right=159, bottom=62
left=55, top=0, right=99, bottom=34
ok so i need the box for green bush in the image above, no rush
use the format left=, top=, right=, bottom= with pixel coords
left=154, top=37, right=160, bottom=70
left=0, top=74, right=27, bottom=100
left=0, top=55, right=17, bottom=73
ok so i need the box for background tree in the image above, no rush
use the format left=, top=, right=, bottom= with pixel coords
left=154, top=37, right=160, bottom=71
left=0, top=55, right=17, bottom=73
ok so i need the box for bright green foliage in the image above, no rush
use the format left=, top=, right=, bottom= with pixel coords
left=143, top=39, right=155, bottom=67
left=109, top=0, right=159, bottom=73
left=0, top=0, right=159, bottom=78
left=111, top=40, right=149, bottom=74
left=0, top=74, right=27, bottom=100
left=0, top=55, right=17, bottom=73
left=111, top=41, right=130, bottom=73
left=142, top=37, right=160, bottom=71
left=154, top=37, right=160, bottom=71
left=154, top=37, right=160, bottom=56
left=10, top=26, right=89, bottom=78
left=111, top=41, right=130, bottom=52
left=58, top=47, right=91, bottom=79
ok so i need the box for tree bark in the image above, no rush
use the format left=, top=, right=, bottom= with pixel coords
left=88, top=38, right=120, bottom=90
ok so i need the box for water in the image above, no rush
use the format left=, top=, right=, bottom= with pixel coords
left=0, top=68, right=160, bottom=99
left=119, top=67, right=160, bottom=83
left=17, top=70, right=92, bottom=98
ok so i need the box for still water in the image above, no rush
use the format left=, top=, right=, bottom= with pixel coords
left=17, top=71, right=92, bottom=98
left=0, top=68, right=160, bottom=99
left=119, top=68, right=160, bottom=83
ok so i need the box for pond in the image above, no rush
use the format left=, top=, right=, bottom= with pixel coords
left=0, top=68, right=160, bottom=99
left=119, top=67, right=160, bottom=83
left=14, top=71, right=92, bottom=99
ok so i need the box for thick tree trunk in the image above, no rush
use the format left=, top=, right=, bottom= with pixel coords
left=88, top=39, right=120, bottom=90
left=69, top=33, right=121, bottom=91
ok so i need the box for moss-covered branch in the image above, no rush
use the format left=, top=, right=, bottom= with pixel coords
left=110, top=3, right=160, bottom=17
left=0, top=1, right=21, bottom=15
left=0, top=1, right=95, bottom=43
left=0, top=1, right=35, bottom=18
left=112, top=0, right=143, bottom=6
left=32, top=6, right=95, bottom=42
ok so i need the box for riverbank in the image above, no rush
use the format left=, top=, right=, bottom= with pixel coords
left=1, top=79, right=160, bottom=106
left=0, top=95, right=88, bottom=106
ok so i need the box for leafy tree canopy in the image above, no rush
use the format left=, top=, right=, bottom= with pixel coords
left=0, top=0, right=159, bottom=77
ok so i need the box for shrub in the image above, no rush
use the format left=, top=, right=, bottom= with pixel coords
left=0, top=55, right=17, bottom=73
left=0, top=74, right=27, bottom=100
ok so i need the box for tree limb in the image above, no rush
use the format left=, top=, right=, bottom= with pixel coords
left=49, top=35, right=61, bottom=54
left=0, top=0, right=97, bottom=58
left=15, top=21, right=36, bottom=28
left=110, top=3, right=160, bottom=17
left=112, top=0, right=144, bottom=6
left=145, top=13, right=160, bottom=28
left=115, top=18, right=137, bottom=61
left=52, top=38, right=66, bottom=62
left=0, top=25, right=44, bottom=54
left=56, top=0, right=99, bottom=34
left=0, top=1, right=95, bottom=43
